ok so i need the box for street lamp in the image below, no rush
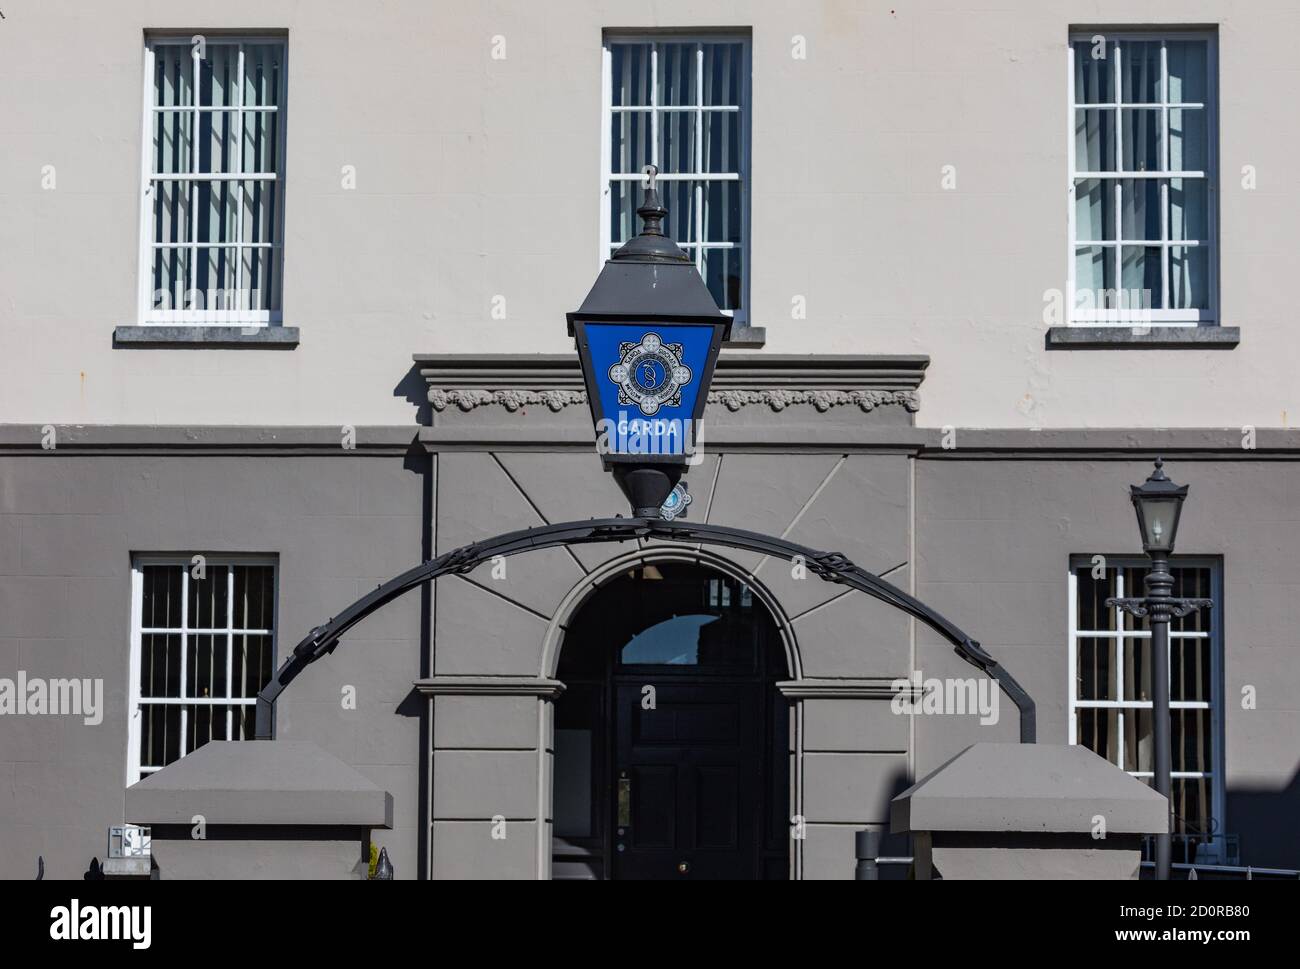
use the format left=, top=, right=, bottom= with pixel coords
left=1107, top=457, right=1212, bottom=880
left=567, top=165, right=731, bottom=517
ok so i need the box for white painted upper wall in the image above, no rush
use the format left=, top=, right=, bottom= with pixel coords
left=0, top=0, right=1296, bottom=429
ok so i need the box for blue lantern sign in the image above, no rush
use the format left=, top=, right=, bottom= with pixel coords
left=568, top=167, right=730, bottom=514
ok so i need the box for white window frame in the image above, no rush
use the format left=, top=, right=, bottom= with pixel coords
left=1066, top=30, right=1218, bottom=325
left=136, top=34, right=288, bottom=326
left=126, top=554, right=278, bottom=785
left=600, top=33, right=752, bottom=329
left=1066, top=555, right=1224, bottom=861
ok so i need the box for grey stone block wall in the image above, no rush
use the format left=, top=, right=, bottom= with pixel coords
left=915, top=455, right=1300, bottom=870
left=0, top=447, right=425, bottom=880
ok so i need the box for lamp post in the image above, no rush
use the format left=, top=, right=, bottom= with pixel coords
left=567, top=165, right=731, bottom=517
left=1106, top=457, right=1212, bottom=880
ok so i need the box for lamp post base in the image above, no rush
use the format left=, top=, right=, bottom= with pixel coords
left=612, top=466, right=682, bottom=519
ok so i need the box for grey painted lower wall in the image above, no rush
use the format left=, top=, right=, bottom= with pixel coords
left=1, top=424, right=1297, bottom=878
left=0, top=448, right=426, bottom=880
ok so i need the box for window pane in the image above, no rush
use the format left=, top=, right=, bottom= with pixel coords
left=151, top=246, right=191, bottom=312
left=234, top=564, right=275, bottom=629
left=701, top=247, right=742, bottom=313
left=657, top=110, right=696, bottom=173
left=1074, top=178, right=1114, bottom=241
left=1169, top=246, right=1209, bottom=310
left=140, top=703, right=182, bottom=768
left=1120, top=246, right=1162, bottom=308
left=187, top=633, right=228, bottom=699
left=232, top=633, right=274, bottom=699
left=657, top=42, right=697, bottom=106
left=1169, top=108, right=1207, bottom=171
left=1126, top=639, right=1154, bottom=704
left=1172, top=637, right=1212, bottom=703
left=1120, top=40, right=1162, bottom=103
left=703, top=43, right=743, bottom=106
left=610, top=110, right=652, bottom=174
left=1120, top=178, right=1161, bottom=241
left=704, top=111, right=741, bottom=174
left=1075, top=565, right=1117, bottom=629
left=196, top=181, right=238, bottom=245
left=1124, top=708, right=1154, bottom=772
left=658, top=179, right=695, bottom=244
left=152, top=111, right=192, bottom=174
left=188, top=565, right=229, bottom=628
left=1077, top=638, right=1116, bottom=700
left=609, top=180, right=637, bottom=245
left=1168, top=178, right=1207, bottom=241
left=1074, top=246, right=1115, bottom=308
left=193, top=247, right=241, bottom=312
left=1166, top=41, right=1207, bottom=104
left=153, top=44, right=193, bottom=107
left=140, top=633, right=181, bottom=698
left=1074, top=109, right=1114, bottom=171
left=702, top=180, right=742, bottom=246
left=242, top=43, right=284, bottom=107
left=611, top=43, right=652, bottom=106
left=198, top=43, right=239, bottom=107
left=196, top=97, right=240, bottom=171
left=240, top=108, right=279, bottom=174
left=146, top=565, right=186, bottom=627
left=1077, top=708, right=1120, bottom=765
left=1172, top=708, right=1212, bottom=774
left=1072, top=40, right=1112, bottom=104
left=1120, top=109, right=1161, bottom=171
left=152, top=180, right=193, bottom=244
left=237, top=182, right=279, bottom=250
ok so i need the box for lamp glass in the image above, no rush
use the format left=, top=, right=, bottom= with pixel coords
left=1136, top=495, right=1181, bottom=553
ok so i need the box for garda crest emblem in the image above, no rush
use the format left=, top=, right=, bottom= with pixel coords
left=607, top=332, right=693, bottom=417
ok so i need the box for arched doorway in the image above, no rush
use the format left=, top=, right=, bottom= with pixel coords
left=552, top=561, right=791, bottom=879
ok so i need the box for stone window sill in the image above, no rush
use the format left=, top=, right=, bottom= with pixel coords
left=1045, top=326, right=1239, bottom=350
left=723, top=325, right=766, bottom=348
left=113, top=325, right=300, bottom=349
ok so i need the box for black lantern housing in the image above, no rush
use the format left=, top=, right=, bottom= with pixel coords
left=567, top=170, right=731, bottom=516
left=1129, top=457, right=1188, bottom=554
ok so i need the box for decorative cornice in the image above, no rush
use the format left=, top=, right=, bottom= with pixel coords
left=416, top=353, right=929, bottom=415
left=413, top=676, right=567, bottom=699
left=428, top=389, right=584, bottom=413
left=427, top=387, right=919, bottom=414
left=710, top=389, right=919, bottom=413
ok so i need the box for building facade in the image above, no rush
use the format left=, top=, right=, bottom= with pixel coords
left=1, top=0, right=1297, bottom=879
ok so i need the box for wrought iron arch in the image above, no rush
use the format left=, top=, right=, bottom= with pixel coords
left=254, top=518, right=1036, bottom=742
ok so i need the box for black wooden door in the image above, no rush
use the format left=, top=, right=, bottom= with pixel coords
left=612, top=679, right=763, bottom=880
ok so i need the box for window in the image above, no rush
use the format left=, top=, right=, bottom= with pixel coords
left=1068, top=558, right=1224, bottom=862
left=127, top=557, right=277, bottom=783
left=138, top=35, right=287, bottom=325
left=602, top=35, right=750, bottom=327
left=1067, top=32, right=1217, bottom=325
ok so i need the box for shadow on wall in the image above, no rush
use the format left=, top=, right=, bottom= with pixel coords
left=869, top=761, right=914, bottom=881
left=394, top=363, right=433, bottom=426
left=1227, top=765, right=1300, bottom=870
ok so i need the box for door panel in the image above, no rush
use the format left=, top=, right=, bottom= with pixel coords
left=613, top=681, right=761, bottom=879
